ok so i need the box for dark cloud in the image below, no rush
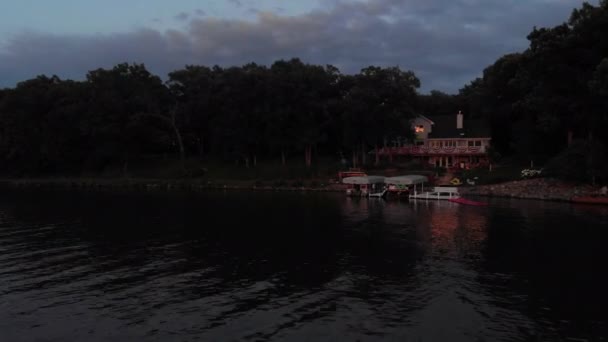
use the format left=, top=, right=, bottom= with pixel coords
left=175, top=12, right=189, bottom=21
left=0, top=0, right=593, bottom=92
left=195, top=9, right=206, bottom=16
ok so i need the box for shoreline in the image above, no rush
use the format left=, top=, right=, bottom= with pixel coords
left=1, top=177, right=606, bottom=205
left=461, top=178, right=605, bottom=203
left=0, top=178, right=346, bottom=193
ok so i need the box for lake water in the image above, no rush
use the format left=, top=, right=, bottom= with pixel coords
left=1, top=189, right=607, bottom=341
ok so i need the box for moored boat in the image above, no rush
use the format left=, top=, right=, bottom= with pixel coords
left=409, top=186, right=460, bottom=200
left=342, top=175, right=386, bottom=197
left=369, top=189, right=388, bottom=198
left=384, top=175, right=428, bottom=197
left=571, top=196, right=608, bottom=205
left=448, top=197, right=488, bottom=206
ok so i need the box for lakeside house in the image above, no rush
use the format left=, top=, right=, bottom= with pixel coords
left=379, top=111, right=492, bottom=169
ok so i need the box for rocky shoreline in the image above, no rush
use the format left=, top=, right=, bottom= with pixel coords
left=2, top=177, right=607, bottom=205
left=461, top=178, right=604, bottom=202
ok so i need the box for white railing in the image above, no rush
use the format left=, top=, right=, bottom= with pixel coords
left=379, top=145, right=487, bottom=155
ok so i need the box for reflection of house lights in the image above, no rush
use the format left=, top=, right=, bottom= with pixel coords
left=415, top=125, right=424, bottom=133
left=427, top=206, right=488, bottom=251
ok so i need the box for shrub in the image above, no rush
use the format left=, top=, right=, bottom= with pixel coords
left=543, top=141, right=590, bottom=182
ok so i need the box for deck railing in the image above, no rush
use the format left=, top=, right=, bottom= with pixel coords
left=378, top=145, right=486, bottom=155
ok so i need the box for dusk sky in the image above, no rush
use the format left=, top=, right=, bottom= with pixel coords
left=0, top=0, right=597, bottom=93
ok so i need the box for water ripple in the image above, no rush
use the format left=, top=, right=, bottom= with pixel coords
left=0, top=191, right=606, bottom=341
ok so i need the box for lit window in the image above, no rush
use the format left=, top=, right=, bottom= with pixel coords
left=415, top=125, right=424, bottom=133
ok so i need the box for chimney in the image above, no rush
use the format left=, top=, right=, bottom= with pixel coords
left=456, top=110, right=463, bottom=129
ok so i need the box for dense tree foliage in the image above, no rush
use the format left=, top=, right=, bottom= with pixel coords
left=457, top=0, right=608, bottom=182
left=0, top=59, right=419, bottom=176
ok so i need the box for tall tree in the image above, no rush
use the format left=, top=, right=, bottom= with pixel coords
left=84, top=63, right=170, bottom=175
left=167, top=65, right=217, bottom=159
left=342, top=66, right=420, bottom=166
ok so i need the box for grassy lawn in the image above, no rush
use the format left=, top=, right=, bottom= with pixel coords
left=201, top=157, right=344, bottom=181
left=106, top=155, right=344, bottom=183
left=17, top=154, right=539, bottom=188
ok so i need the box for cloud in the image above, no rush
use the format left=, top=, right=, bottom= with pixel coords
left=175, top=12, right=189, bottom=21
left=227, top=0, right=244, bottom=8
left=0, top=0, right=592, bottom=92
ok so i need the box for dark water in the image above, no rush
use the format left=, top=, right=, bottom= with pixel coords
left=1, top=189, right=607, bottom=342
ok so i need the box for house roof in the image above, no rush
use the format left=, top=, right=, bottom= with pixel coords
left=342, top=176, right=385, bottom=184
left=426, top=115, right=491, bottom=139
left=416, top=115, right=435, bottom=125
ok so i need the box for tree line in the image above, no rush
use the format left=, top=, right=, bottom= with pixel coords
left=0, top=1, right=607, bottom=182
left=458, top=1, right=608, bottom=182
left=0, top=61, right=419, bottom=176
